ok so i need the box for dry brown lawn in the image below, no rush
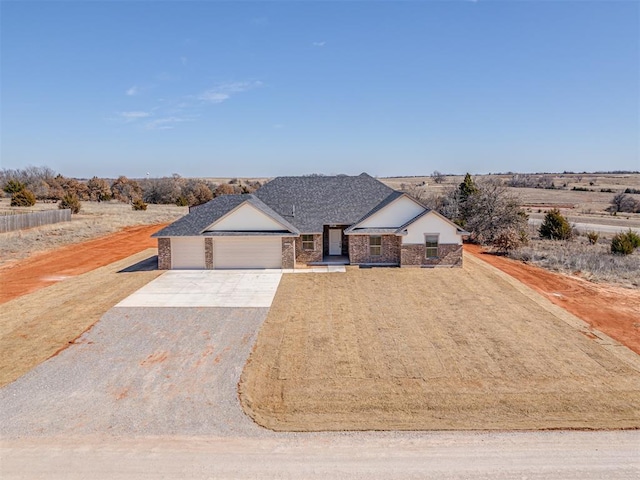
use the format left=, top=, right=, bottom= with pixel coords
left=240, top=254, right=640, bottom=431
left=0, top=249, right=163, bottom=387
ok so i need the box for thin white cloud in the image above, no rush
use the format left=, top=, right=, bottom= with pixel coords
left=312, top=41, right=326, bottom=47
left=180, top=56, right=188, bottom=66
left=198, top=92, right=230, bottom=104
left=120, top=111, right=150, bottom=122
left=197, top=81, right=262, bottom=104
left=126, top=86, right=139, bottom=96
left=145, top=116, right=192, bottom=130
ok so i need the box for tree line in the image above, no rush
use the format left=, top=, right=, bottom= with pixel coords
left=0, top=166, right=262, bottom=210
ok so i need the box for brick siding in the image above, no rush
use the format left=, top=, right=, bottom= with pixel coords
left=157, top=238, right=171, bottom=270
left=295, top=234, right=323, bottom=263
left=400, top=243, right=462, bottom=267
left=204, top=238, right=214, bottom=269
left=282, top=237, right=296, bottom=269
left=348, top=235, right=401, bottom=265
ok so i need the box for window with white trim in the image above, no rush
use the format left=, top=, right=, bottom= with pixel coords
left=425, top=234, right=439, bottom=258
left=301, top=234, right=315, bottom=251
left=369, top=236, right=382, bottom=256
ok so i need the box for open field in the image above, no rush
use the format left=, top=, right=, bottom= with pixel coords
left=381, top=173, right=640, bottom=228
left=0, top=199, right=185, bottom=267
left=240, top=254, right=640, bottom=431
left=505, top=234, right=640, bottom=288
left=0, top=249, right=162, bottom=387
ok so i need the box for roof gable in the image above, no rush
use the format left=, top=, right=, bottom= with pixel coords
left=397, top=208, right=468, bottom=233
left=204, top=202, right=293, bottom=232
left=396, top=209, right=469, bottom=245
left=152, top=194, right=298, bottom=237
left=352, top=193, right=425, bottom=229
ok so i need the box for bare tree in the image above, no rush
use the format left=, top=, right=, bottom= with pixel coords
left=431, top=170, right=445, bottom=184
left=401, top=183, right=429, bottom=204
left=610, top=193, right=640, bottom=214
left=461, top=179, right=528, bottom=244
left=142, top=176, right=184, bottom=204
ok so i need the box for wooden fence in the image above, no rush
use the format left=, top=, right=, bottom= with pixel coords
left=0, top=209, right=71, bottom=233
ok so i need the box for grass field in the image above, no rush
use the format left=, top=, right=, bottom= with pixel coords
left=0, top=249, right=163, bottom=387
left=0, top=199, right=185, bottom=266
left=240, top=254, right=640, bottom=431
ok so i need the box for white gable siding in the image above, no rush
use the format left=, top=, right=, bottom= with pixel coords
left=402, top=213, right=461, bottom=245
left=358, top=196, right=425, bottom=228
left=206, top=203, right=285, bottom=231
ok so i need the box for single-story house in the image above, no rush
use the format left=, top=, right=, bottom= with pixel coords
left=152, top=173, right=468, bottom=269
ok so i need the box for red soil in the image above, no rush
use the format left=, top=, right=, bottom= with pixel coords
left=465, top=244, right=640, bottom=355
left=0, top=224, right=167, bottom=304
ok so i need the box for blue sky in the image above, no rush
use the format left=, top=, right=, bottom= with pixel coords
left=1, top=0, right=638, bottom=178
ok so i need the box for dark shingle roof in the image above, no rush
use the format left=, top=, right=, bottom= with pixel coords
left=152, top=194, right=299, bottom=237
left=254, top=173, right=394, bottom=233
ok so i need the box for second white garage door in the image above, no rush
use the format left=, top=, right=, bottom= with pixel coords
left=214, top=237, right=282, bottom=269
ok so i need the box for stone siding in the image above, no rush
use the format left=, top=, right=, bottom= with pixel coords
left=400, top=243, right=463, bottom=267
left=282, top=237, right=296, bottom=269
left=348, top=235, right=401, bottom=265
left=157, top=238, right=171, bottom=270
left=204, top=238, right=214, bottom=269
left=296, top=234, right=323, bottom=263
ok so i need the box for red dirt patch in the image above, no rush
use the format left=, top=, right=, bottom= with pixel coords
left=141, top=351, right=169, bottom=366
left=465, top=244, right=640, bottom=355
left=0, top=224, right=167, bottom=304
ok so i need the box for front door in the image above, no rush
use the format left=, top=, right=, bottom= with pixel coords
left=329, top=229, right=342, bottom=255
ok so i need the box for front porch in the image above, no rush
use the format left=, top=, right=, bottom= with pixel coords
left=308, top=255, right=350, bottom=266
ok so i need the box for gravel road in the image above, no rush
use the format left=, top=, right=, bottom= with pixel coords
left=0, top=307, right=271, bottom=437
left=3, top=431, right=639, bottom=479
left=529, top=217, right=640, bottom=234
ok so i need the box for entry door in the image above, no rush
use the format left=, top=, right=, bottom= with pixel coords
left=329, top=229, right=342, bottom=255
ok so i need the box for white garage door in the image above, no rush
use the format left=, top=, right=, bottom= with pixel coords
left=171, top=237, right=206, bottom=269
left=214, top=237, right=282, bottom=269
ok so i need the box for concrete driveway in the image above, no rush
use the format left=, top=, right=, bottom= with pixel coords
left=115, top=270, right=283, bottom=308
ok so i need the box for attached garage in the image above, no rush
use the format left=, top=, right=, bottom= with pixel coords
left=171, top=237, right=206, bottom=269
left=214, top=237, right=282, bottom=269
